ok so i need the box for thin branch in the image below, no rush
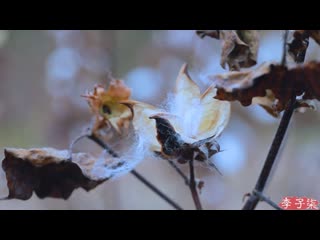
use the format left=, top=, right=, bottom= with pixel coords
left=189, top=158, right=203, bottom=210
left=87, top=134, right=119, bottom=158
left=252, top=190, right=282, bottom=210
left=242, top=30, right=295, bottom=210
left=167, top=160, right=189, bottom=186
left=242, top=98, right=296, bottom=210
left=130, top=171, right=183, bottom=210
left=87, top=134, right=183, bottom=210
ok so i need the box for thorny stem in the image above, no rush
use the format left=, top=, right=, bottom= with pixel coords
left=87, top=134, right=183, bottom=210
left=189, top=158, right=203, bottom=210
left=242, top=98, right=296, bottom=210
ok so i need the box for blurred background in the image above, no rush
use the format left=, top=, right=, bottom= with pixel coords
left=0, top=30, right=320, bottom=210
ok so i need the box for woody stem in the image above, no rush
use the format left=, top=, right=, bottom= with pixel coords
left=242, top=97, right=296, bottom=210
left=189, top=158, right=203, bottom=210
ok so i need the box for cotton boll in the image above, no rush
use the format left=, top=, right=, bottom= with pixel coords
left=181, top=98, right=203, bottom=139
left=125, top=67, right=163, bottom=102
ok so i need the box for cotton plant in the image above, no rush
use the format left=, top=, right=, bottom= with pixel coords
left=0, top=63, right=231, bottom=204
left=2, top=30, right=320, bottom=211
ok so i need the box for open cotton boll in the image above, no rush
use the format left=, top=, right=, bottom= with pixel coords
left=170, top=96, right=203, bottom=141
left=167, top=64, right=204, bottom=141
left=166, top=64, right=231, bottom=142
left=122, top=63, right=231, bottom=169
left=182, top=98, right=203, bottom=139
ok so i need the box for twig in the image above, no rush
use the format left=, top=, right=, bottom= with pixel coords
left=189, top=158, right=203, bottom=210
left=130, top=171, right=183, bottom=210
left=242, top=30, right=295, bottom=210
left=87, top=134, right=119, bottom=158
left=252, top=190, right=282, bottom=210
left=167, top=160, right=189, bottom=186
left=242, top=98, right=296, bottom=210
left=87, top=134, right=183, bottom=210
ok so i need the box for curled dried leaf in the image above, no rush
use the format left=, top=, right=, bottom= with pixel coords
left=83, top=79, right=133, bottom=134
left=309, top=30, right=320, bottom=44
left=1, top=148, right=112, bottom=200
left=288, top=30, right=310, bottom=63
left=252, top=90, right=279, bottom=117
left=210, top=61, right=320, bottom=115
left=295, top=99, right=317, bottom=113
left=288, top=30, right=320, bottom=63
left=197, top=30, right=260, bottom=71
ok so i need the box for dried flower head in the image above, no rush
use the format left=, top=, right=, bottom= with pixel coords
left=83, top=79, right=133, bottom=133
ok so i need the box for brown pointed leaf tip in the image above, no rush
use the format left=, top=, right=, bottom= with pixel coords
left=288, top=30, right=320, bottom=63
left=197, top=30, right=259, bottom=71
left=210, top=61, right=320, bottom=115
left=83, top=79, right=133, bottom=134
left=1, top=148, right=111, bottom=200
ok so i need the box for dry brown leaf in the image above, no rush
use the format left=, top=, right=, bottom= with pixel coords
left=288, top=30, right=320, bottom=63
left=1, top=148, right=112, bottom=200
left=295, top=99, right=317, bottom=113
left=252, top=90, right=279, bottom=117
left=83, top=79, right=133, bottom=134
left=288, top=30, right=310, bottom=63
left=197, top=30, right=259, bottom=71
left=210, top=61, right=320, bottom=115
